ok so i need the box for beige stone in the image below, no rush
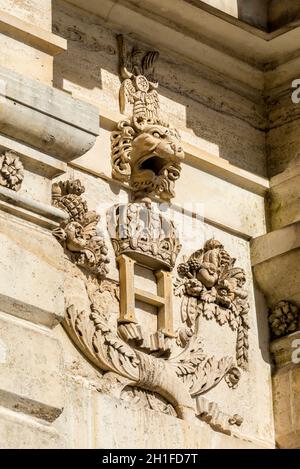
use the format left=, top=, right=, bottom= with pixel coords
left=269, top=156, right=300, bottom=230
left=0, top=311, right=64, bottom=422
left=0, top=407, right=63, bottom=449
left=0, top=212, right=65, bottom=327
left=1, top=0, right=300, bottom=451
left=271, top=332, right=300, bottom=448
left=251, top=222, right=300, bottom=307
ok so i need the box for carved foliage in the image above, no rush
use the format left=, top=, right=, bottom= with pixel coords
left=121, top=386, right=177, bottom=417
left=169, top=336, right=234, bottom=396
left=174, top=239, right=250, bottom=369
left=269, top=300, right=300, bottom=339
left=52, top=179, right=109, bottom=278
left=0, top=150, right=24, bottom=191
left=55, top=182, right=247, bottom=429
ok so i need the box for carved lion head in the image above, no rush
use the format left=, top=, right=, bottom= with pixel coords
left=111, top=120, right=184, bottom=201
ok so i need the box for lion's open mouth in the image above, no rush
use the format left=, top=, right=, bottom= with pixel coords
left=139, top=155, right=166, bottom=175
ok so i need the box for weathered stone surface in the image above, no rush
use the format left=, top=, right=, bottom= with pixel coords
left=251, top=222, right=300, bottom=307
left=2, top=0, right=300, bottom=451
left=0, top=312, right=64, bottom=422
left=0, top=212, right=65, bottom=326
left=0, top=0, right=52, bottom=31
left=269, top=155, right=300, bottom=230
left=271, top=331, right=300, bottom=448
left=0, top=66, right=99, bottom=161
left=0, top=407, right=63, bottom=449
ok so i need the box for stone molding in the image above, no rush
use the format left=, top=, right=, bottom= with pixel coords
left=0, top=66, right=99, bottom=162
left=0, top=10, right=67, bottom=55
left=251, top=221, right=300, bottom=306
left=0, top=185, right=67, bottom=230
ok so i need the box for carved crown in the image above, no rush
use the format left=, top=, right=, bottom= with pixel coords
left=107, top=202, right=181, bottom=270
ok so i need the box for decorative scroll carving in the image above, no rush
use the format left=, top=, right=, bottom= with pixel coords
left=224, top=366, right=241, bottom=389
left=107, top=202, right=181, bottom=270
left=269, top=300, right=300, bottom=339
left=195, top=397, right=243, bottom=435
left=111, top=35, right=184, bottom=201
left=0, top=150, right=24, bottom=191
left=117, top=35, right=159, bottom=88
left=61, top=256, right=237, bottom=422
left=174, top=239, right=250, bottom=370
left=52, top=179, right=109, bottom=278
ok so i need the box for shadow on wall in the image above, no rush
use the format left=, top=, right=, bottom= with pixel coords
left=51, top=0, right=272, bottom=366
left=236, top=0, right=268, bottom=31
left=51, top=0, right=268, bottom=178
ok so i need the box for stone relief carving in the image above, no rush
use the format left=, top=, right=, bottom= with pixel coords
left=269, top=300, right=300, bottom=339
left=52, top=179, right=110, bottom=278
left=107, top=202, right=181, bottom=271
left=52, top=179, right=248, bottom=434
left=174, top=239, right=250, bottom=370
left=111, top=35, right=184, bottom=201
left=120, top=386, right=177, bottom=417
left=0, top=150, right=24, bottom=191
left=53, top=38, right=250, bottom=437
left=195, top=397, right=243, bottom=435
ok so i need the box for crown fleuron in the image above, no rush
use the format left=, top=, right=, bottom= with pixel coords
left=107, top=202, right=181, bottom=270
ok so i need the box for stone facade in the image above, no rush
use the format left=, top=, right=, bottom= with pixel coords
left=0, top=0, right=299, bottom=449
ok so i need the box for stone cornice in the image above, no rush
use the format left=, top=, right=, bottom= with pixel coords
left=0, top=186, right=67, bottom=230
left=0, top=66, right=99, bottom=162
left=66, top=0, right=300, bottom=92
left=0, top=10, right=67, bottom=55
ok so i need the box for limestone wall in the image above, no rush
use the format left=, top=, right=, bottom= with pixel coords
left=0, top=0, right=292, bottom=449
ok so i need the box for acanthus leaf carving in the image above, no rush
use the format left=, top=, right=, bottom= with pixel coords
left=169, top=336, right=234, bottom=396
left=52, top=178, right=249, bottom=433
